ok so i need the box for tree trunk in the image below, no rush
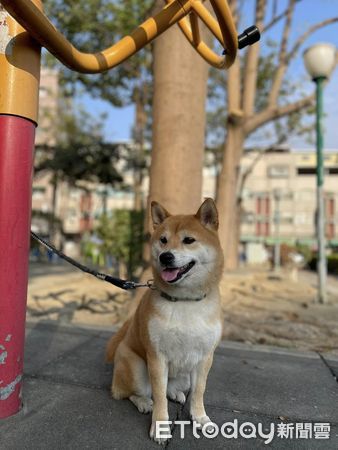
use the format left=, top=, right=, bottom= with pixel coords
left=148, top=21, right=210, bottom=215
left=133, top=85, right=147, bottom=211
left=216, top=123, right=244, bottom=270
left=138, top=7, right=210, bottom=290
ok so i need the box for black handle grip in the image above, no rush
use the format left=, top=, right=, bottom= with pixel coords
left=238, top=25, right=261, bottom=49
left=223, top=25, right=260, bottom=55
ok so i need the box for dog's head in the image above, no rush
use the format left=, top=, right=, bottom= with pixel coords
left=150, top=198, right=224, bottom=296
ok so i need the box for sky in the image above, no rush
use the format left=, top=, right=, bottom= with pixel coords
left=81, top=0, right=338, bottom=149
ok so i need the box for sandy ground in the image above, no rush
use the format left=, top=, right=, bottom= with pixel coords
left=28, top=264, right=131, bottom=327
left=220, top=269, right=338, bottom=355
left=27, top=263, right=338, bottom=355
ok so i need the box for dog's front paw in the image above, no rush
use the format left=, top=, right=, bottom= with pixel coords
left=167, top=389, right=186, bottom=405
left=192, top=415, right=216, bottom=434
left=129, top=395, right=153, bottom=414
left=149, top=420, right=172, bottom=445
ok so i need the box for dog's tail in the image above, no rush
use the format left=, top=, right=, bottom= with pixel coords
left=105, top=320, right=130, bottom=363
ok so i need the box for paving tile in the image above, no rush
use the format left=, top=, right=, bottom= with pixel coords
left=2, top=323, right=337, bottom=449
left=34, top=331, right=113, bottom=389
left=167, top=406, right=338, bottom=449
left=320, top=352, right=338, bottom=380
left=0, top=377, right=179, bottom=450
left=24, top=322, right=96, bottom=374
left=204, top=346, right=338, bottom=422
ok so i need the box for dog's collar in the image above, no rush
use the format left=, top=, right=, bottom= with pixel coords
left=159, top=290, right=206, bottom=302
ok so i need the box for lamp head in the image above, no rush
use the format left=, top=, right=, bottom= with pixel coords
left=303, top=43, right=337, bottom=81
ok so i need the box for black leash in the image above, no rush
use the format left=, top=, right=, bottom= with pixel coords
left=30, top=231, right=152, bottom=291
left=30, top=232, right=206, bottom=302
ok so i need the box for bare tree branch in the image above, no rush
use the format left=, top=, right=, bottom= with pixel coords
left=242, top=0, right=267, bottom=117
left=261, top=5, right=290, bottom=33
left=267, top=0, right=296, bottom=107
left=237, top=150, right=265, bottom=203
left=227, top=59, right=242, bottom=113
left=277, top=0, right=296, bottom=64
left=244, top=94, right=314, bottom=134
left=228, top=0, right=239, bottom=25
left=227, top=0, right=242, bottom=113
left=286, top=17, right=338, bottom=63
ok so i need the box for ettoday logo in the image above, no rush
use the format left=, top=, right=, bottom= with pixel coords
left=156, top=419, right=275, bottom=444
left=155, top=419, right=331, bottom=443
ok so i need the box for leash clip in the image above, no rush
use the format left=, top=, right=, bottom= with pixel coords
left=147, top=279, right=156, bottom=289
left=128, top=279, right=155, bottom=290
left=122, top=281, right=139, bottom=290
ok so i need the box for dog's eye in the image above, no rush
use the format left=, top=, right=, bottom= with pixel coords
left=160, top=236, right=167, bottom=244
left=183, top=237, right=195, bottom=244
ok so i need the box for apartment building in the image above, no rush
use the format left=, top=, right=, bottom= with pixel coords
left=31, top=69, right=139, bottom=245
left=240, top=147, right=338, bottom=247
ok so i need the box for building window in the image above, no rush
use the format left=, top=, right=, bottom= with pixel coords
left=255, top=194, right=270, bottom=236
left=32, top=186, right=46, bottom=199
left=297, top=167, right=315, bottom=175
left=325, top=196, right=335, bottom=238
left=298, top=167, right=330, bottom=175
left=267, top=165, right=289, bottom=178
left=242, top=212, right=254, bottom=224
left=256, top=221, right=269, bottom=236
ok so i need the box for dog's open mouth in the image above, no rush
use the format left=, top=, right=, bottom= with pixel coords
left=160, top=261, right=195, bottom=283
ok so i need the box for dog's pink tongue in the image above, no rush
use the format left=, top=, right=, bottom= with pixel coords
left=161, top=268, right=179, bottom=282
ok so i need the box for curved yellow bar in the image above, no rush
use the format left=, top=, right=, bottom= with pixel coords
left=1, top=0, right=191, bottom=73
left=172, top=0, right=238, bottom=69
left=1, top=0, right=237, bottom=73
left=191, top=0, right=224, bottom=45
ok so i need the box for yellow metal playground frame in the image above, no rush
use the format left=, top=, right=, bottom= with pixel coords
left=2, top=0, right=238, bottom=74
left=0, top=0, right=240, bottom=419
left=1, top=0, right=239, bottom=124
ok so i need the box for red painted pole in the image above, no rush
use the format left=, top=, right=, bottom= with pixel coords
left=0, top=2, right=41, bottom=418
left=0, top=116, right=35, bottom=418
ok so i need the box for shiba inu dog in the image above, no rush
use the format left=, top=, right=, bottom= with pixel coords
left=106, top=198, right=224, bottom=443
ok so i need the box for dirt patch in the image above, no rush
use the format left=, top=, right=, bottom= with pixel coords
left=28, top=269, right=131, bottom=328
left=220, top=269, right=338, bottom=355
left=27, top=265, right=338, bottom=355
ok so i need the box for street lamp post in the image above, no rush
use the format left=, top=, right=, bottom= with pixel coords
left=303, top=43, right=337, bottom=303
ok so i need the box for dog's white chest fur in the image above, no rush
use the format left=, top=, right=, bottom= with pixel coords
left=148, top=294, right=221, bottom=377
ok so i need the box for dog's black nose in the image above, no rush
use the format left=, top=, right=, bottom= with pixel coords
left=159, top=252, right=175, bottom=266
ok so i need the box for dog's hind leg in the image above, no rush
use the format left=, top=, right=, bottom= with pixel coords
left=128, top=355, right=153, bottom=413
left=111, top=352, right=133, bottom=400
left=112, top=342, right=152, bottom=413
left=167, top=373, right=190, bottom=404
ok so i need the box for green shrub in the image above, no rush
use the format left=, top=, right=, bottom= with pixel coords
left=95, top=209, right=145, bottom=278
left=309, top=253, right=338, bottom=274
left=295, top=243, right=313, bottom=264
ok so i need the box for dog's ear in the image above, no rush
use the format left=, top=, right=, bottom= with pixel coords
left=195, top=198, right=219, bottom=230
left=151, top=201, right=171, bottom=228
